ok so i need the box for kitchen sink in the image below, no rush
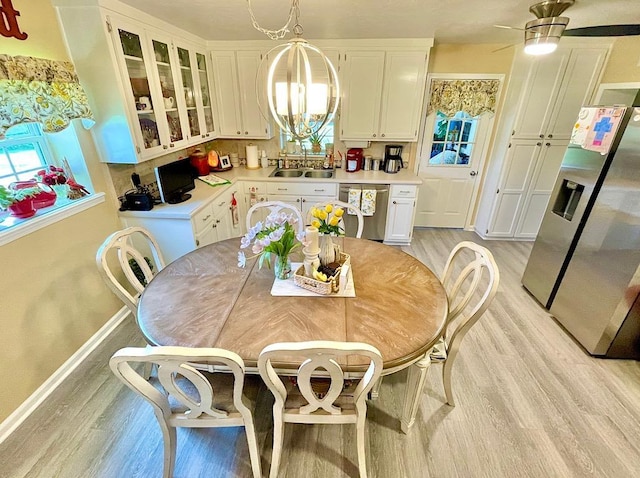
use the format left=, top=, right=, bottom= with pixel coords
left=269, top=169, right=334, bottom=179
left=305, top=170, right=333, bottom=178
left=271, top=169, right=304, bottom=178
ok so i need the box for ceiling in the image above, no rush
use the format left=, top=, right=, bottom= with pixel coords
left=117, top=0, right=640, bottom=44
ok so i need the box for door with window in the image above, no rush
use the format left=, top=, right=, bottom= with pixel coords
left=415, top=76, right=502, bottom=228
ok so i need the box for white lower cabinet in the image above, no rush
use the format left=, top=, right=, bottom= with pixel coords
left=384, top=185, right=417, bottom=244
left=122, top=186, right=241, bottom=263
left=266, top=182, right=338, bottom=220
left=485, top=140, right=566, bottom=239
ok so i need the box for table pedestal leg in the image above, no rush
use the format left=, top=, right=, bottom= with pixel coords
left=400, top=355, right=431, bottom=434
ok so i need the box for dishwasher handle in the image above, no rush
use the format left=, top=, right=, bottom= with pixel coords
left=339, top=186, right=389, bottom=194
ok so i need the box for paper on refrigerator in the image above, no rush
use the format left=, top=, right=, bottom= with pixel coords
left=570, top=107, right=597, bottom=147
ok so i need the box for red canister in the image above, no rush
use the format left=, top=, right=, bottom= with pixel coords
left=346, top=148, right=363, bottom=172
left=189, top=149, right=210, bottom=176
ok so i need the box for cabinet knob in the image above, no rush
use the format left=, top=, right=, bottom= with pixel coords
left=169, top=143, right=175, bottom=148
left=548, top=134, right=553, bottom=138
left=536, top=142, right=542, bottom=146
left=381, top=133, right=386, bottom=137
left=539, top=134, right=544, bottom=139
left=302, top=198, right=306, bottom=203
left=216, top=219, right=220, bottom=223
left=546, top=142, right=551, bottom=147
left=163, top=145, right=169, bottom=150
left=393, top=200, right=397, bottom=205
left=196, top=239, right=200, bottom=246
left=237, top=131, right=241, bottom=135
left=201, top=134, right=206, bottom=138
left=470, top=171, right=477, bottom=176
left=296, top=198, right=300, bottom=202
left=206, top=133, right=210, bottom=137
left=245, top=131, right=249, bottom=135
left=372, top=134, right=377, bottom=137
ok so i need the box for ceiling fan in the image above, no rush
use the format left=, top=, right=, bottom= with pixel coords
left=496, top=0, right=640, bottom=55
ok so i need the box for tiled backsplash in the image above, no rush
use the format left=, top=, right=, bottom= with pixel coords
left=107, top=136, right=416, bottom=198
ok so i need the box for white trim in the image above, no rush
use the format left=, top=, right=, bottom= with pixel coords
left=0, top=193, right=105, bottom=246
left=0, top=307, right=131, bottom=445
left=593, top=82, right=640, bottom=104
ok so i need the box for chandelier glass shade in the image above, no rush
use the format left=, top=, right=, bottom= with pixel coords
left=263, top=38, right=339, bottom=140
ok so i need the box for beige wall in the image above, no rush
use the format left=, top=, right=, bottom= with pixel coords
left=600, top=37, right=640, bottom=83
left=0, top=0, right=123, bottom=422
left=429, top=43, right=515, bottom=74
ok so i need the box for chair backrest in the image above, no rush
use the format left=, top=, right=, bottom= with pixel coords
left=440, top=241, right=500, bottom=351
left=245, top=200, right=305, bottom=236
left=109, top=346, right=252, bottom=427
left=307, top=200, right=364, bottom=238
left=96, top=226, right=165, bottom=318
left=258, top=341, right=382, bottom=418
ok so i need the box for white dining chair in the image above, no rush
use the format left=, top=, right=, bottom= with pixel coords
left=431, top=241, right=500, bottom=406
left=258, top=340, right=383, bottom=478
left=307, top=199, right=364, bottom=238
left=96, top=226, right=165, bottom=320
left=245, top=200, right=305, bottom=236
left=109, top=346, right=262, bottom=478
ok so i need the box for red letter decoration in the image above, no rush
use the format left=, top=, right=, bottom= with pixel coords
left=0, top=0, right=28, bottom=40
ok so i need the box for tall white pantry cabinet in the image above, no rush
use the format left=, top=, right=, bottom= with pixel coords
left=476, top=43, right=610, bottom=239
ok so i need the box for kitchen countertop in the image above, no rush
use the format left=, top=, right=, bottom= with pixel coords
left=119, top=165, right=421, bottom=220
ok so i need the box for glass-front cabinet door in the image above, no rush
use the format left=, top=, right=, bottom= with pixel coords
left=112, top=20, right=163, bottom=158
left=196, top=51, right=216, bottom=138
left=174, top=41, right=217, bottom=143
left=151, top=36, right=188, bottom=150
left=176, top=46, right=201, bottom=140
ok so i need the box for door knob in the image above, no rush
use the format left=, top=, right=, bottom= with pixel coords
left=470, top=171, right=477, bottom=176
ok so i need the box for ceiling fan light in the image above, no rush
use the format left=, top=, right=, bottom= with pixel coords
left=524, top=17, right=568, bottom=55
left=524, top=39, right=559, bottom=55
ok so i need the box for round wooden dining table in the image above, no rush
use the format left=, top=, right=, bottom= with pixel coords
left=137, top=237, right=448, bottom=433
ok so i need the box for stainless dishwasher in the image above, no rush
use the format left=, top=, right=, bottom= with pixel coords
left=339, top=184, right=389, bottom=241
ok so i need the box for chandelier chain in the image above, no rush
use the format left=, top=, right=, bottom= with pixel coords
left=246, top=0, right=300, bottom=40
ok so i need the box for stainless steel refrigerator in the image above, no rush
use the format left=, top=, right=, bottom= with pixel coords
left=522, top=99, right=640, bottom=359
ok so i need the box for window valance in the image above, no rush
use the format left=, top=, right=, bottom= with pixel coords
left=427, top=79, right=501, bottom=117
left=0, top=54, right=94, bottom=138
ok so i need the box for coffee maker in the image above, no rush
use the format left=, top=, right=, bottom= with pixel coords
left=384, top=145, right=403, bottom=173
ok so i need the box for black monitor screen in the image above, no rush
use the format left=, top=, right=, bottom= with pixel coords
left=154, top=158, right=195, bottom=204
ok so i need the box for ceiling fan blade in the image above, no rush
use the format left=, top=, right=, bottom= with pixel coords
left=563, top=24, right=640, bottom=37
left=494, top=24, right=524, bottom=31
left=492, top=44, right=515, bottom=53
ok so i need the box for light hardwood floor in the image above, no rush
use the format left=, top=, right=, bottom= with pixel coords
left=2, top=229, right=640, bottom=478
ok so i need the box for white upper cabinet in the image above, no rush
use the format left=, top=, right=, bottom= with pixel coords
left=379, top=51, right=428, bottom=140
left=173, top=40, right=218, bottom=144
left=511, top=47, right=608, bottom=141
left=210, top=50, right=272, bottom=139
left=56, top=6, right=218, bottom=164
left=340, top=51, right=385, bottom=139
left=340, top=47, right=429, bottom=141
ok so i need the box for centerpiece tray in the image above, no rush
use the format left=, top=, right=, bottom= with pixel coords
left=270, top=262, right=355, bottom=297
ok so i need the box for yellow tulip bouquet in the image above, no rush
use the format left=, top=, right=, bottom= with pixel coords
left=310, top=203, right=345, bottom=235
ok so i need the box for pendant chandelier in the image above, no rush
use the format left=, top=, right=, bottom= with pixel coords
left=247, top=0, right=339, bottom=141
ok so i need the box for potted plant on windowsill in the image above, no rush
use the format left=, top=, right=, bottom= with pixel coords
left=309, top=130, right=326, bottom=153
left=0, top=184, right=41, bottom=219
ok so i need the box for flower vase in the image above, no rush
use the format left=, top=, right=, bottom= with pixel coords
left=274, top=254, right=292, bottom=280
left=319, top=234, right=336, bottom=266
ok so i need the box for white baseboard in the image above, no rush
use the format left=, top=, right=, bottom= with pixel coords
left=0, top=307, right=130, bottom=445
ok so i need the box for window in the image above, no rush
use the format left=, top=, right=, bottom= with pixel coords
left=429, top=111, right=479, bottom=166
left=278, top=120, right=335, bottom=154
left=0, top=123, right=51, bottom=187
